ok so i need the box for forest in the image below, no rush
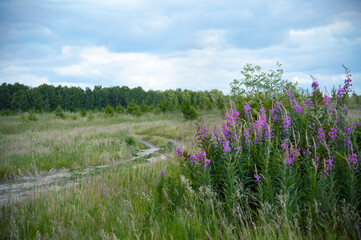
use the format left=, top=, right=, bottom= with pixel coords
left=0, top=83, right=225, bottom=114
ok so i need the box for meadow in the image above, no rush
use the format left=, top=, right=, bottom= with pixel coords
left=0, top=110, right=226, bottom=239
left=1, top=66, right=361, bottom=239
left=0, top=105, right=360, bottom=239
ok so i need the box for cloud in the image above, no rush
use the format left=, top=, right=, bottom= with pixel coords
left=0, top=73, right=50, bottom=86
left=194, top=29, right=228, bottom=48
left=53, top=81, right=95, bottom=89
left=51, top=43, right=360, bottom=94
left=1, top=0, right=360, bottom=94
left=289, top=21, right=352, bottom=47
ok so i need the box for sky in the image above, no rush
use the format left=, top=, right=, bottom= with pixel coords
left=0, top=0, right=360, bottom=94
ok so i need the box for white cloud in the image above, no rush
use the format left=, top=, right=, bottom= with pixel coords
left=1, top=65, right=29, bottom=73
left=194, top=29, right=228, bottom=48
left=131, top=15, right=172, bottom=35
left=289, top=21, right=351, bottom=47
left=0, top=73, right=50, bottom=86
left=53, top=45, right=285, bottom=92
left=54, top=81, right=95, bottom=89
left=55, top=65, right=83, bottom=76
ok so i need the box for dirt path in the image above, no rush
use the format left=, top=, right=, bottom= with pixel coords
left=0, top=138, right=178, bottom=206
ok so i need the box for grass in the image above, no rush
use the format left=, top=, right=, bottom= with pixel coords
left=0, top=160, right=306, bottom=239
left=0, top=109, right=360, bottom=239
left=0, top=111, right=219, bottom=179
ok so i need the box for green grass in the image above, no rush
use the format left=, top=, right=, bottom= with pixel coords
left=3, top=159, right=352, bottom=239
left=1, top=109, right=360, bottom=239
left=0, top=111, right=197, bottom=179
left=0, top=160, right=303, bottom=239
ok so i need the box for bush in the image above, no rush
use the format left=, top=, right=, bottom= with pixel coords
left=181, top=100, right=199, bottom=120
left=81, top=109, right=87, bottom=117
left=115, top=104, right=124, bottom=114
left=88, top=110, right=94, bottom=120
left=28, top=112, right=38, bottom=121
left=104, top=104, right=114, bottom=117
left=166, top=67, right=360, bottom=238
left=54, top=105, right=66, bottom=119
left=230, top=63, right=302, bottom=112
left=126, top=100, right=141, bottom=117
left=0, top=110, right=14, bottom=116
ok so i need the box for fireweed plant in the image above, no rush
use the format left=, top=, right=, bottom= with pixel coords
left=161, top=68, right=360, bottom=237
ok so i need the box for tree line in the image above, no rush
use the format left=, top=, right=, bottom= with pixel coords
left=0, top=82, right=225, bottom=114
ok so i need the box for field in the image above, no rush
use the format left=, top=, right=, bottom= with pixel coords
left=0, top=111, right=224, bottom=239
left=1, top=106, right=360, bottom=239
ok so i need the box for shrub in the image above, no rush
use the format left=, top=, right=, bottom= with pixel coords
left=81, top=108, right=87, bottom=117
left=88, top=110, right=94, bottom=120
left=126, top=100, right=141, bottom=116
left=28, top=112, right=38, bottom=121
left=115, top=104, right=124, bottom=114
left=166, top=67, right=360, bottom=237
left=181, top=100, right=199, bottom=120
left=54, top=105, right=66, bottom=119
left=230, top=63, right=302, bottom=112
left=104, top=104, right=114, bottom=117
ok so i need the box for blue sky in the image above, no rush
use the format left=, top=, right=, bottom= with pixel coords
left=0, top=0, right=360, bottom=94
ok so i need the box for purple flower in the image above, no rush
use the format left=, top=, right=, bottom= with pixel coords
left=225, top=108, right=240, bottom=121
left=222, top=140, right=231, bottom=153
left=254, top=173, right=263, bottom=185
left=190, top=155, right=198, bottom=164
left=328, top=128, right=337, bottom=140
left=322, top=156, right=334, bottom=179
left=275, top=102, right=282, bottom=112
left=244, top=104, right=251, bottom=118
left=200, top=151, right=206, bottom=159
left=269, top=109, right=275, bottom=118
left=285, top=158, right=293, bottom=165
left=282, top=113, right=291, bottom=133
left=273, top=113, right=278, bottom=122
left=160, top=169, right=166, bottom=176
left=285, top=89, right=293, bottom=98
left=312, top=81, right=319, bottom=88
left=348, top=153, right=358, bottom=170
left=314, top=157, right=319, bottom=168
left=323, top=95, right=331, bottom=109
left=317, top=128, right=325, bottom=142
left=305, top=99, right=313, bottom=107
left=204, top=159, right=211, bottom=169
left=176, top=148, right=183, bottom=157
left=234, top=146, right=242, bottom=153
left=213, top=126, right=220, bottom=141
left=244, top=128, right=251, bottom=146
left=197, top=125, right=209, bottom=142
left=337, top=87, right=344, bottom=98
left=294, top=105, right=303, bottom=113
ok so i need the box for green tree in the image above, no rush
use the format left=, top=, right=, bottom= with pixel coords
left=126, top=100, right=141, bottom=116
left=230, top=63, right=300, bottom=111
left=331, top=85, right=337, bottom=100
left=181, top=100, right=199, bottom=120
left=104, top=104, right=114, bottom=117
left=140, top=101, right=149, bottom=113
left=54, top=105, right=66, bottom=119
left=81, top=108, right=87, bottom=117
left=115, top=104, right=124, bottom=113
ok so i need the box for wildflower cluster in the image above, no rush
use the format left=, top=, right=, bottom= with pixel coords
left=173, top=69, right=360, bottom=224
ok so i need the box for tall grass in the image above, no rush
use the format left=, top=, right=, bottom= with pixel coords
left=0, top=101, right=359, bottom=239
left=162, top=77, right=361, bottom=238
left=0, top=111, right=213, bottom=179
